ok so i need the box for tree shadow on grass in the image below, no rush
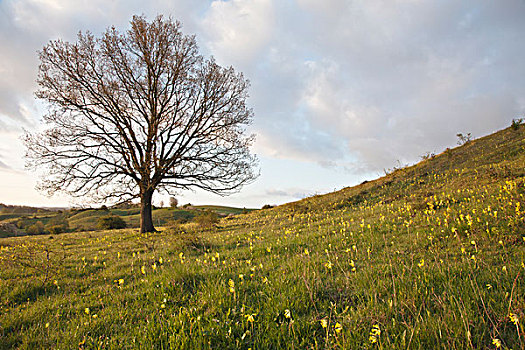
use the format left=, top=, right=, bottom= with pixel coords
left=7, top=282, right=59, bottom=305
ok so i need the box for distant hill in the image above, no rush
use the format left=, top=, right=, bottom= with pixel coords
left=192, top=205, right=254, bottom=216
left=0, top=203, right=253, bottom=237
left=0, top=203, right=53, bottom=217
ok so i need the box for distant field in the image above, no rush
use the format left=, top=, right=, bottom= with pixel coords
left=193, top=205, right=255, bottom=216
left=0, top=205, right=251, bottom=235
left=0, top=214, right=22, bottom=221
left=1, top=125, right=524, bottom=349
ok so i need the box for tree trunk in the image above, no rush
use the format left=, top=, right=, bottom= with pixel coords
left=140, top=189, right=156, bottom=233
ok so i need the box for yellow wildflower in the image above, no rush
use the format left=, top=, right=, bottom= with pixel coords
left=334, top=322, right=343, bottom=334
left=284, top=309, right=291, bottom=319
left=350, top=259, right=356, bottom=272
left=369, top=324, right=381, bottom=343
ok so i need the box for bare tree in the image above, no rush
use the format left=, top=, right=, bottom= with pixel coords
left=456, top=133, right=472, bottom=145
left=24, top=15, right=258, bottom=233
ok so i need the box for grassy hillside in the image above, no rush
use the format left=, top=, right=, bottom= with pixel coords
left=0, top=125, right=524, bottom=349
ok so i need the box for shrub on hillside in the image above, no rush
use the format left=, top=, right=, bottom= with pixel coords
left=420, top=152, right=435, bottom=161
left=456, top=132, right=472, bottom=145
left=47, top=224, right=68, bottom=234
left=25, top=221, right=45, bottom=235
left=15, top=217, right=31, bottom=229
left=97, top=215, right=126, bottom=230
left=194, top=210, right=218, bottom=228
left=45, top=215, right=69, bottom=234
left=511, top=118, right=524, bottom=130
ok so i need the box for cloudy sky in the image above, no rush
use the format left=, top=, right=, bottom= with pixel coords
left=0, top=0, right=524, bottom=208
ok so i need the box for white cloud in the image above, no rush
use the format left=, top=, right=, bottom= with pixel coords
left=201, top=0, right=275, bottom=68
left=0, top=0, right=210, bottom=127
left=242, top=0, right=525, bottom=173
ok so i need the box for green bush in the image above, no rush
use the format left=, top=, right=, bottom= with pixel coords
left=97, top=215, right=127, bottom=230
left=194, top=210, right=218, bottom=228
left=47, top=224, right=68, bottom=234
left=45, top=215, right=69, bottom=234
left=511, top=117, right=524, bottom=130
left=16, top=217, right=29, bottom=229
left=25, top=221, right=45, bottom=235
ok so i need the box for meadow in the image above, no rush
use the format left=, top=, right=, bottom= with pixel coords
left=0, top=125, right=524, bottom=349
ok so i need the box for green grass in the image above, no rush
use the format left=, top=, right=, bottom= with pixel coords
left=0, top=125, right=524, bottom=349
